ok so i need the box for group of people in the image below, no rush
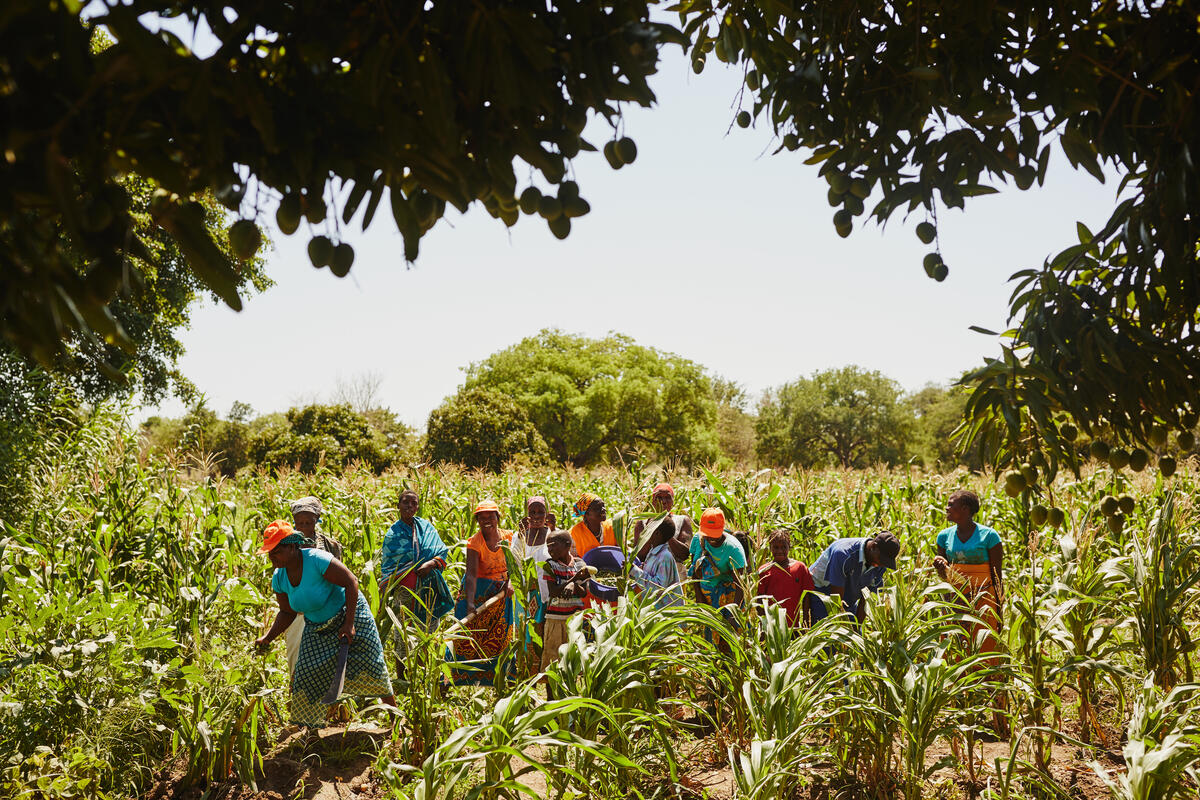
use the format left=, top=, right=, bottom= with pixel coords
left=253, top=485, right=1004, bottom=730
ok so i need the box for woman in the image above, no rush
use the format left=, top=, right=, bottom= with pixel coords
left=448, top=500, right=514, bottom=685
left=568, top=493, right=616, bottom=558
left=283, top=496, right=344, bottom=683
left=934, top=489, right=1004, bottom=662
left=511, top=497, right=553, bottom=665
left=255, top=520, right=394, bottom=729
left=378, top=489, right=453, bottom=679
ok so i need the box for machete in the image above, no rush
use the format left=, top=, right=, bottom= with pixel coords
left=323, top=637, right=350, bottom=704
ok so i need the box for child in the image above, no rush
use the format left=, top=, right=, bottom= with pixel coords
left=540, top=530, right=591, bottom=673
left=631, top=516, right=684, bottom=609
left=756, top=529, right=814, bottom=627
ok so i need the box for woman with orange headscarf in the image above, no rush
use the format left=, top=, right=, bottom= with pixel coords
left=568, top=493, right=617, bottom=558
left=254, top=521, right=394, bottom=729
left=448, top=500, right=515, bottom=685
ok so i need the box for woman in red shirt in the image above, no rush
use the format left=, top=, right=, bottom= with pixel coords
left=756, top=530, right=814, bottom=627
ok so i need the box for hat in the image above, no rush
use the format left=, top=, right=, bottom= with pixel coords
left=652, top=482, right=674, bottom=497
left=526, top=496, right=548, bottom=511
left=872, top=531, right=900, bottom=570
left=290, top=496, right=323, bottom=519
left=259, top=519, right=295, bottom=553
left=699, top=508, right=726, bottom=539
left=473, top=499, right=501, bottom=516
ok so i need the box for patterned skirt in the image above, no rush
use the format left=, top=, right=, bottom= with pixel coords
left=447, top=577, right=513, bottom=686
left=291, top=593, right=393, bottom=728
left=696, top=582, right=740, bottom=641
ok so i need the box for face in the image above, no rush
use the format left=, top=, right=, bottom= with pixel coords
left=292, top=511, right=318, bottom=536
left=651, top=491, right=674, bottom=512
left=399, top=493, right=419, bottom=521
left=584, top=500, right=607, bottom=524
left=547, top=538, right=569, bottom=561
left=864, top=541, right=881, bottom=568
left=527, top=503, right=547, bottom=528
left=267, top=542, right=294, bottom=569
left=945, top=497, right=973, bottom=524
left=476, top=510, right=500, bottom=535
left=770, top=536, right=790, bottom=563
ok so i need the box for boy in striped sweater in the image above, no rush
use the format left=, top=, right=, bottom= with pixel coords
left=540, top=530, right=591, bottom=674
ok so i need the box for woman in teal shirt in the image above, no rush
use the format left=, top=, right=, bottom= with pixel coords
left=933, top=490, right=1004, bottom=661
left=255, top=520, right=394, bottom=729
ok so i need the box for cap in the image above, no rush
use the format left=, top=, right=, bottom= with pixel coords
left=652, top=482, right=674, bottom=497
left=526, top=496, right=548, bottom=511
left=474, top=499, right=501, bottom=516
left=872, top=531, right=900, bottom=569
left=699, top=508, right=726, bottom=539
left=259, top=519, right=295, bottom=553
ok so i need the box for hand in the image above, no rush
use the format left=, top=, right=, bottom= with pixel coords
left=520, top=516, right=531, bottom=532
left=933, top=555, right=949, bottom=575
left=340, top=619, right=356, bottom=644
left=254, top=636, right=272, bottom=655
left=416, top=560, right=435, bottom=579
left=466, top=603, right=477, bottom=616
left=546, top=512, right=556, bottom=530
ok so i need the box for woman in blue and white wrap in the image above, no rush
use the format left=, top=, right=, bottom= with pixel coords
left=378, top=489, right=454, bottom=677
left=255, top=520, right=394, bottom=729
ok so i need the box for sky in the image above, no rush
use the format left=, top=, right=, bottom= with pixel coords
left=142, top=28, right=1121, bottom=430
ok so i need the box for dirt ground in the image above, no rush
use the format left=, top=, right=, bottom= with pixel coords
left=144, top=725, right=390, bottom=800
left=143, top=719, right=1120, bottom=800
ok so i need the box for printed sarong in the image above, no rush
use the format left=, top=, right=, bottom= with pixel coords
left=448, top=577, right=513, bottom=685
left=290, top=593, right=393, bottom=728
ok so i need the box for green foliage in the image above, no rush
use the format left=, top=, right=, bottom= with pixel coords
left=424, top=387, right=550, bottom=472
left=247, top=404, right=393, bottom=473
left=1, top=3, right=680, bottom=372
left=908, top=383, right=981, bottom=470
left=713, top=376, right=757, bottom=467
left=755, top=366, right=912, bottom=468
left=678, top=0, right=1200, bottom=464
left=7, top=397, right=1200, bottom=799
left=453, top=329, right=720, bottom=468
left=142, top=401, right=418, bottom=475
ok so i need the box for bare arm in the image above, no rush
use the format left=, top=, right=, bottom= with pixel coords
left=666, top=517, right=693, bottom=561
left=464, top=549, right=480, bottom=614
left=256, top=592, right=298, bottom=651
left=322, top=557, right=360, bottom=642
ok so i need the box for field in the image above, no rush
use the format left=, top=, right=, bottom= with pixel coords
left=3, top=406, right=1199, bottom=800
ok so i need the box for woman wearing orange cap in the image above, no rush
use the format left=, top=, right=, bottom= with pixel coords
left=449, top=500, right=515, bottom=685
left=255, top=520, right=394, bottom=729
left=688, top=508, right=747, bottom=613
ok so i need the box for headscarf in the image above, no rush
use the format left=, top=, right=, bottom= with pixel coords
left=290, top=496, right=324, bottom=519
left=573, top=492, right=600, bottom=518
left=279, top=532, right=308, bottom=547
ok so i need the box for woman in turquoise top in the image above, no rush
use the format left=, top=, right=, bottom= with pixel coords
left=934, top=490, right=1004, bottom=668
left=255, top=520, right=394, bottom=729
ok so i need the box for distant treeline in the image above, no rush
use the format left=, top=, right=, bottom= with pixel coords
left=139, top=330, right=978, bottom=475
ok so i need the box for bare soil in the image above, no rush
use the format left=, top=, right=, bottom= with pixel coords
left=144, top=725, right=390, bottom=800
left=143, top=720, right=1120, bottom=800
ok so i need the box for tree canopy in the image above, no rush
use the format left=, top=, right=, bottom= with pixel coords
left=4, top=1, right=1199, bottom=474
left=3, top=1, right=677, bottom=375
left=755, top=366, right=911, bottom=469
left=441, top=329, right=719, bottom=468
left=424, top=387, right=551, bottom=472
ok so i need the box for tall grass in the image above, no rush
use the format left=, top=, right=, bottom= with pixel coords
left=2, top=407, right=1199, bottom=798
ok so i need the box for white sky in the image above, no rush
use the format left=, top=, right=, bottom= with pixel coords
left=143, top=41, right=1120, bottom=430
